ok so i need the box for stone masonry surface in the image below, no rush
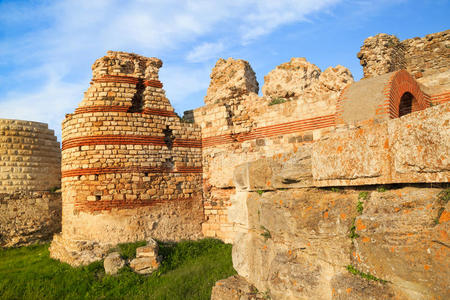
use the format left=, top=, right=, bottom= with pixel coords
left=0, top=191, right=61, bottom=247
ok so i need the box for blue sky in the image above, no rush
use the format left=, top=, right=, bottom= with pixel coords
left=0, top=0, right=449, bottom=140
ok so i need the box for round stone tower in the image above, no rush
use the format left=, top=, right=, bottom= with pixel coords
left=0, top=119, right=61, bottom=247
left=0, top=119, right=61, bottom=193
left=50, top=51, right=204, bottom=266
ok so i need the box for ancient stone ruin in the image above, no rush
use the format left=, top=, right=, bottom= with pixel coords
left=0, top=30, right=448, bottom=299
left=49, top=51, right=204, bottom=265
left=0, top=119, right=61, bottom=247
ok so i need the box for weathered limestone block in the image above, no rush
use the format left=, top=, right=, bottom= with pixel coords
left=211, top=275, right=264, bottom=300
left=312, top=122, right=389, bottom=185
left=389, top=102, right=450, bottom=182
left=233, top=145, right=312, bottom=191
left=353, top=188, right=449, bottom=299
left=104, top=252, right=125, bottom=275
left=204, top=58, right=259, bottom=105
left=330, top=273, right=397, bottom=300
left=130, top=240, right=161, bottom=275
left=231, top=189, right=360, bottom=299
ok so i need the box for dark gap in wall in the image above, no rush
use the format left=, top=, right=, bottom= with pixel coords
left=163, top=126, right=175, bottom=149
left=163, top=157, right=174, bottom=170
left=399, top=92, right=413, bottom=117
left=128, top=79, right=145, bottom=113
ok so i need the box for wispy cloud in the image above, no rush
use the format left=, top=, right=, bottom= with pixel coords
left=186, top=41, right=225, bottom=63
left=0, top=0, right=343, bottom=140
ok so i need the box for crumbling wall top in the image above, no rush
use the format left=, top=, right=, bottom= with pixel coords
left=262, top=57, right=353, bottom=104
left=204, top=58, right=259, bottom=105
left=358, top=30, right=450, bottom=80
left=92, top=51, right=163, bottom=80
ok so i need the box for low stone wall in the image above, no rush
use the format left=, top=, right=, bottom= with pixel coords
left=0, top=191, right=61, bottom=247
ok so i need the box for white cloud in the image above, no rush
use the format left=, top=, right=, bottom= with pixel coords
left=186, top=41, right=225, bottom=63
left=0, top=72, right=86, bottom=142
left=0, top=0, right=343, bottom=139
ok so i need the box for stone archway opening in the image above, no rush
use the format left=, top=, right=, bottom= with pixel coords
left=399, top=92, right=414, bottom=117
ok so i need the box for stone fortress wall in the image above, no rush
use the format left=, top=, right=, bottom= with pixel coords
left=0, top=119, right=61, bottom=247
left=206, top=30, right=450, bottom=299
left=50, top=51, right=204, bottom=265
left=195, top=31, right=449, bottom=242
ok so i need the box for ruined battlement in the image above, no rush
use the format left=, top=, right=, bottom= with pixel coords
left=91, top=50, right=162, bottom=80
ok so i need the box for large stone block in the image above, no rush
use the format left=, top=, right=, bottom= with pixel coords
left=233, top=145, right=312, bottom=191
left=312, top=102, right=450, bottom=186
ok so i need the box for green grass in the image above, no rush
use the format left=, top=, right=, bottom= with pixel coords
left=268, top=97, right=287, bottom=106
left=346, top=265, right=387, bottom=283
left=0, top=239, right=236, bottom=300
left=348, top=218, right=359, bottom=240
left=260, top=226, right=272, bottom=240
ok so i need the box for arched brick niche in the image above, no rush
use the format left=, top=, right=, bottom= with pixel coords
left=382, top=70, right=429, bottom=119
left=335, top=70, right=430, bottom=125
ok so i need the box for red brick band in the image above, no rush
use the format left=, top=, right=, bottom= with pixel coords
left=430, top=92, right=450, bottom=105
left=74, top=106, right=177, bottom=117
left=92, top=75, right=163, bottom=88
left=62, top=166, right=202, bottom=178
left=62, top=135, right=201, bottom=150
left=202, top=114, right=335, bottom=147
left=74, top=197, right=194, bottom=212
